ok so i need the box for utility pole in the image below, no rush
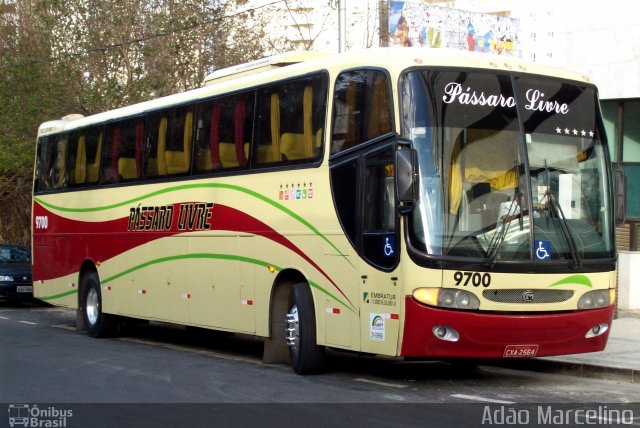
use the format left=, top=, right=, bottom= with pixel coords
left=379, top=0, right=389, bottom=47
left=338, top=0, right=346, bottom=52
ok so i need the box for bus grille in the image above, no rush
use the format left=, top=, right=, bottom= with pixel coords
left=482, top=289, right=574, bottom=304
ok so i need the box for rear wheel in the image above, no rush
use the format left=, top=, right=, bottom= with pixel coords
left=285, top=283, right=325, bottom=374
left=81, top=272, right=119, bottom=338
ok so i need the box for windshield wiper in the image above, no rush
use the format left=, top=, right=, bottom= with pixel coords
left=484, top=194, right=521, bottom=268
left=485, top=163, right=524, bottom=268
left=543, top=160, right=581, bottom=269
left=544, top=189, right=581, bottom=269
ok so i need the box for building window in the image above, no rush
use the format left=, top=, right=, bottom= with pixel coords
left=601, top=101, right=618, bottom=162
left=605, top=99, right=640, bottom=219
left=622, top=101, right=640, bottom=162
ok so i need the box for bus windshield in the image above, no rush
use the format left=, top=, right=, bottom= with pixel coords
left=401, top=69, right=614, bottom=266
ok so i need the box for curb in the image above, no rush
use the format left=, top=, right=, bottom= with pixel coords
left=481, top=358, right=638, bottom=384
left=615, top=310, right=640, bottom=319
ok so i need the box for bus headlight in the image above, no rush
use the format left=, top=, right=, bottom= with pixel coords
left=412, top=288, right=480, bottom=310
left=577, top=289, right=614, bottom=310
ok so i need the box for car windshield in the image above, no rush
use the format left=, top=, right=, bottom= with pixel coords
left=0, top=246, right=30, bottom=263
left=400, top=69, right=614, bottom=266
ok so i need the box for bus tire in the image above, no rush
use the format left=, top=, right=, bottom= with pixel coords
left=81, top=272, right=118, bottom=338
left=286, top=283, right=325, bottom=374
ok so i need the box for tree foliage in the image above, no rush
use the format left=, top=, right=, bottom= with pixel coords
left=0, top=0, right=267, bottom=245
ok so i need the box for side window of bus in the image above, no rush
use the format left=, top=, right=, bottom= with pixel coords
left=156, top=106, right=194, bottom=177
left=34, top=137, right=44, bottom=192
left=149, top=106, right=195, bottom=178
left=102, top=118, right=144, bottom=183
left=40, top=134, right=68, bottom=191
left=67, top=132, right=81, bottom=187
left=331, top=69, right=393, bottom=155
left=253, top=74, right=326, bottom=167
left=67, top=127, right=102, bottom=187
left=146, top=111, right=171, bottom=179
left=37, top=136, right=52, bottom=192
left=194, top=92, right=253, bottom=174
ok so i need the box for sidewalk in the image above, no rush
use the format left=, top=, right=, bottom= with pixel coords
left=496, top=314, right=640, bottom=383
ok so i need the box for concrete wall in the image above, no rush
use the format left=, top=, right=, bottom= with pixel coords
left=618, top=252, right=640, bottom=312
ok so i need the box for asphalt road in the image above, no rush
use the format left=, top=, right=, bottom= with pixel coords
left=1, top=303, right=638, bottom=428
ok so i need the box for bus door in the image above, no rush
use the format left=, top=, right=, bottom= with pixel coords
left=330, top=144, right=402, bottom=355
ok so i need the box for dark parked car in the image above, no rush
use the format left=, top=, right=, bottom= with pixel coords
left=0, top=244, right=32, bottom=302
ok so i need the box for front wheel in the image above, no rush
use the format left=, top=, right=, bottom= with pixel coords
left=81, top=272, right=119, bottom=338
left=285, top=283, right=325, bottom=374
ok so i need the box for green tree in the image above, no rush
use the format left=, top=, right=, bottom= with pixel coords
left=0, top=0, right=74, bottom=244
left=0, top=0, right=267, bottom=245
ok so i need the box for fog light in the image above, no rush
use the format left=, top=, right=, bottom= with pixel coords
left=585, top=323, right=609, bottom=338
left=432, top=325, right=460, bottom=342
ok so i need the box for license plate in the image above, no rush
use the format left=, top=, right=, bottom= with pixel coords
left=16, top=286, right=32, bottom=293
left=503, top=344, right=539, bottom=358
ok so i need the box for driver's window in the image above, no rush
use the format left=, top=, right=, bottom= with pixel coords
left=331, top=69, right=393, bottom=155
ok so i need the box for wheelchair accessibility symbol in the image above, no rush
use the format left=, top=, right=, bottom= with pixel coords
left=535, top=240, right=551, bottom=261
left=383, top=236, right=395, bottom=257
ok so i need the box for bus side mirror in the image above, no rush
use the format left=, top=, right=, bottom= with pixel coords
left=615, top=166, right=626, bottom=226
left=395, top=142, right=417, bottom=215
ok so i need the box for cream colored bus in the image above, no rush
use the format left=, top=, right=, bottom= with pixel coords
left=33, top=48, right=618, bottom=374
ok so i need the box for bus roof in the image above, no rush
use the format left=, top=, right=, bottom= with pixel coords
left=37, top=47, right=593, bottom=137
left=203, top=51, right=332, bottom=85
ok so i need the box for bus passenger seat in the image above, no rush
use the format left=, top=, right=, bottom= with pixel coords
left=164, top=112, right=193, bottom=174
left=219, top=142, right=239, bottom=167
left=197, top=148, right=213, bottom=171
left=257, top=144, right=280, bottom=163
left=86, top=135, right=102, bottom=183
left=280, top=129, right=322, bottom=161
left=118, top=157, right=138, bottom=180
left=165, top=150, right=190, bottom=174
left=74, top=136, right=87, bottom=184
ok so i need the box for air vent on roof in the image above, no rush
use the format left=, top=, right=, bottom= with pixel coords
left=203, top=51, right=330, bottom=86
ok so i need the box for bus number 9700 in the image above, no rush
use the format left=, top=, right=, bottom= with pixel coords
left=453, top=271, right=491, bottom=287
left=35, top=215, right=48, bottom=230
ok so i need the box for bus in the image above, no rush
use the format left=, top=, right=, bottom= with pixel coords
left=32, top=48, right=620, bottom=374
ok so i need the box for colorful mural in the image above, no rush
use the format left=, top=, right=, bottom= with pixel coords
left=389, top=1, right=520, bottom=57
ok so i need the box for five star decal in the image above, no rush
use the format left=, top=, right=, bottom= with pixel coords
left=555, top=126, right=594, bottom=137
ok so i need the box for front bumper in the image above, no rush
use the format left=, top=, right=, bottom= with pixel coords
left=401, top=296, right=615, bottom=358
left=0, top=282, right=33, bottom=301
